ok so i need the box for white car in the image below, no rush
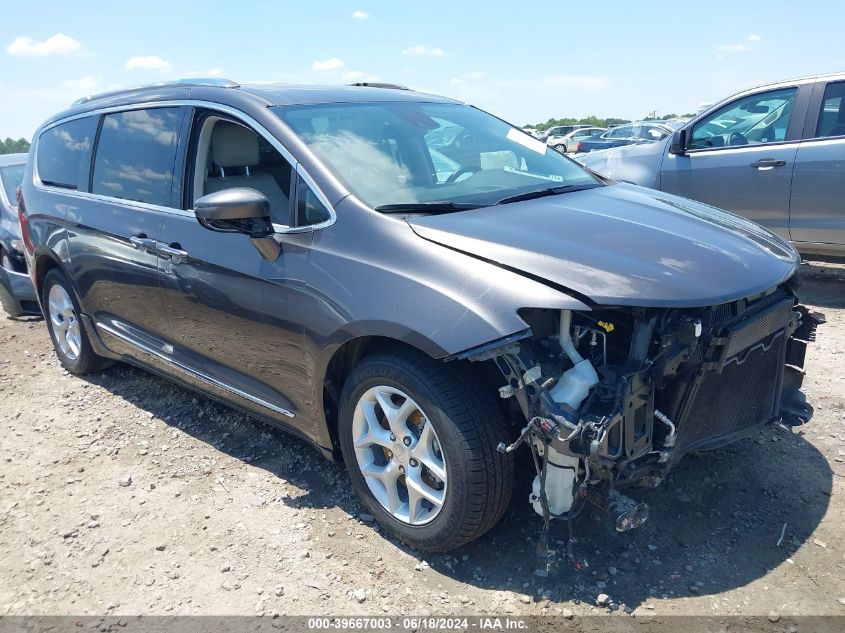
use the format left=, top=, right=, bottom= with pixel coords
left=547, top=127, right=607, bottom=153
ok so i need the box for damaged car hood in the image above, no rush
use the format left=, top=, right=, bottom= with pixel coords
left=407, top=183, right=799, bottom=308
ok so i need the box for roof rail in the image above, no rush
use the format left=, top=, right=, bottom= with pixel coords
left=71, top=77, right=239, bottom=107
left=348, top=82, right=409, bottom=90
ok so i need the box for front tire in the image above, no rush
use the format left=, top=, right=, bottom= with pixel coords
left=42, top=268, right=113, bottom=374
left=338, top=348, right=514, bottom=551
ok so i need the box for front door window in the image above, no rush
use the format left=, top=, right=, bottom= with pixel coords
left=690, top=88, right=797, bottom=150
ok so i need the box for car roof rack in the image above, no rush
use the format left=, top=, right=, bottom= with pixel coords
left=71, top=77, right=239, bottom=107
left=347, top=82, right=409, bottom=90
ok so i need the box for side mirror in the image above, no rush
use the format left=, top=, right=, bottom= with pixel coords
left=194, top=188, right=274, bottom=238
left=669, top=129, right=688, bottom=155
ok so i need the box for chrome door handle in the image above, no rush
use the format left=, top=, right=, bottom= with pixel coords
left=750, top=158, right=786, bottom=170
left=155, top=243, right=189, bottom=264
left=129, top=235, right=157, bottom=252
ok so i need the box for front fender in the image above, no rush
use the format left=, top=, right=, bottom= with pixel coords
left=305, top=207, right=589, bottom=365
left=579, top=140, right=668, bottom=189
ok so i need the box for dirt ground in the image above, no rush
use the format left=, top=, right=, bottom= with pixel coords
left=0, top=261, right=843, bottom=620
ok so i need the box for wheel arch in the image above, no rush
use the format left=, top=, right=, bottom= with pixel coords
left=318, top=331, right=506, bottom=458
left=32, top=248, right=68, bottom=303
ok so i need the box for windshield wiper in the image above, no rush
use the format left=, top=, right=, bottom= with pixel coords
left=374, top=201, right=482, bottom=213
left=493, top=183, right=601, bottom=205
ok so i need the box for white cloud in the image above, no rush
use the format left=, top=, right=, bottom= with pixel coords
left=716, top=36, right=761, bottom=56
left=312, top=57, right=345, bottom=71
left=352, top=10, right=368, bottom=19
left=401, top=45, right=446, bottom=57
left=126, top=55, right=171, bottom=72
left=60, top=76, right=121, bottom=102
left=6, top=33, right=82, bottom=57
left=63, top=76, right=101, bottom=91
left=716, top=44, right=750, bottom=54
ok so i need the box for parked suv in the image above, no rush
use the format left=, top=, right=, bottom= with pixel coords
left=19, top=80, right=819, bottom=553
left=579, top=73, right=845, bottom=257
left=0, top=153, right=38, bottom=317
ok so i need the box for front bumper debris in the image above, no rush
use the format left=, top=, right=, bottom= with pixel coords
left=469, top=283, right=822, bottom=570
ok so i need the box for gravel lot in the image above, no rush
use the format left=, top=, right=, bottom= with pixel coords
left=0, top=261, right=843, bottom=619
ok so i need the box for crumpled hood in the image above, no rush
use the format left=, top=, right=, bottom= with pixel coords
left=407, top=183, right=799, bottom=308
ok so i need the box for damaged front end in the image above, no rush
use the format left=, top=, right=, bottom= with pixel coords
left=460, top=280, right=823, bottom=568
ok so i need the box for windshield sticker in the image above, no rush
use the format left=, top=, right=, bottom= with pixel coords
left=507, top=128, right=548, bottom=155
left=503, top=166, right=563, bottom=181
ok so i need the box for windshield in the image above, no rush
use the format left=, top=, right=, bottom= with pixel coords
left=0, top=163, right=25, bottom=206
left=274, top=102, right=600, bottom=210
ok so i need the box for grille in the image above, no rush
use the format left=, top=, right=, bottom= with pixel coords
left=672, top=336, right=785, bottom=457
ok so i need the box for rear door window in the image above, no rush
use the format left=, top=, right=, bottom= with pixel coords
left=92, top=107, right=185, bottom=206
left=814, top=81, right=845, bottom=138
left=37, top=116, right=99, bottom=190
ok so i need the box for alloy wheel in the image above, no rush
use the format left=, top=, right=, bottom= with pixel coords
left=47, top=284, right=81, bottom=360
left=351, top=385, right=447, bottom=525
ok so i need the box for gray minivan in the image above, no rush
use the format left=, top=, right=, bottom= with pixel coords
left=18, top=79, right=818, bottom=554
left=579, top=72, right=845, bottom=257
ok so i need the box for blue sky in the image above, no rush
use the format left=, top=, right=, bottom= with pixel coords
left=2, top=0, right=843, bottom=139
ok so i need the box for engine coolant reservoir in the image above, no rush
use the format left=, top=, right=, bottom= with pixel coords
left=548, top=359, right=598, bottom=410
left=530, top=309, right=599, bottom=517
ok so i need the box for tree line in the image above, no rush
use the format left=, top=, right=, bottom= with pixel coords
left=1, top=138, right=30, bottom=155
left=526, top=114, right=697, bottom=131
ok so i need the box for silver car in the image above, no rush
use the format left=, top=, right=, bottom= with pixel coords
left=579, top=72, right=845, bottom=257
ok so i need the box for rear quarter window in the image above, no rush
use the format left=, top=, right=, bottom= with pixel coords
left=37, top=116, right=99, bottom=190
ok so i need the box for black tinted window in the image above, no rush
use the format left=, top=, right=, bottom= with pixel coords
left=296, top=178, right=331, bottom=226
left=0, top=164, right=25, bottom=204
left=37, top=117, right=98, bottom=190
left=92, top=107, right=184, bottom=206
left=815, top=81, right=845, bottom=138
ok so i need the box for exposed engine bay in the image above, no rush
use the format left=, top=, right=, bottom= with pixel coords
left=460, top=279, right=823, bottom=569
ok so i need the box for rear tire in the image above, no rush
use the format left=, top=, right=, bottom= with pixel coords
left=42, top=268, right=113, bottom=375
left=338, top=348, right=514, bottom=551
